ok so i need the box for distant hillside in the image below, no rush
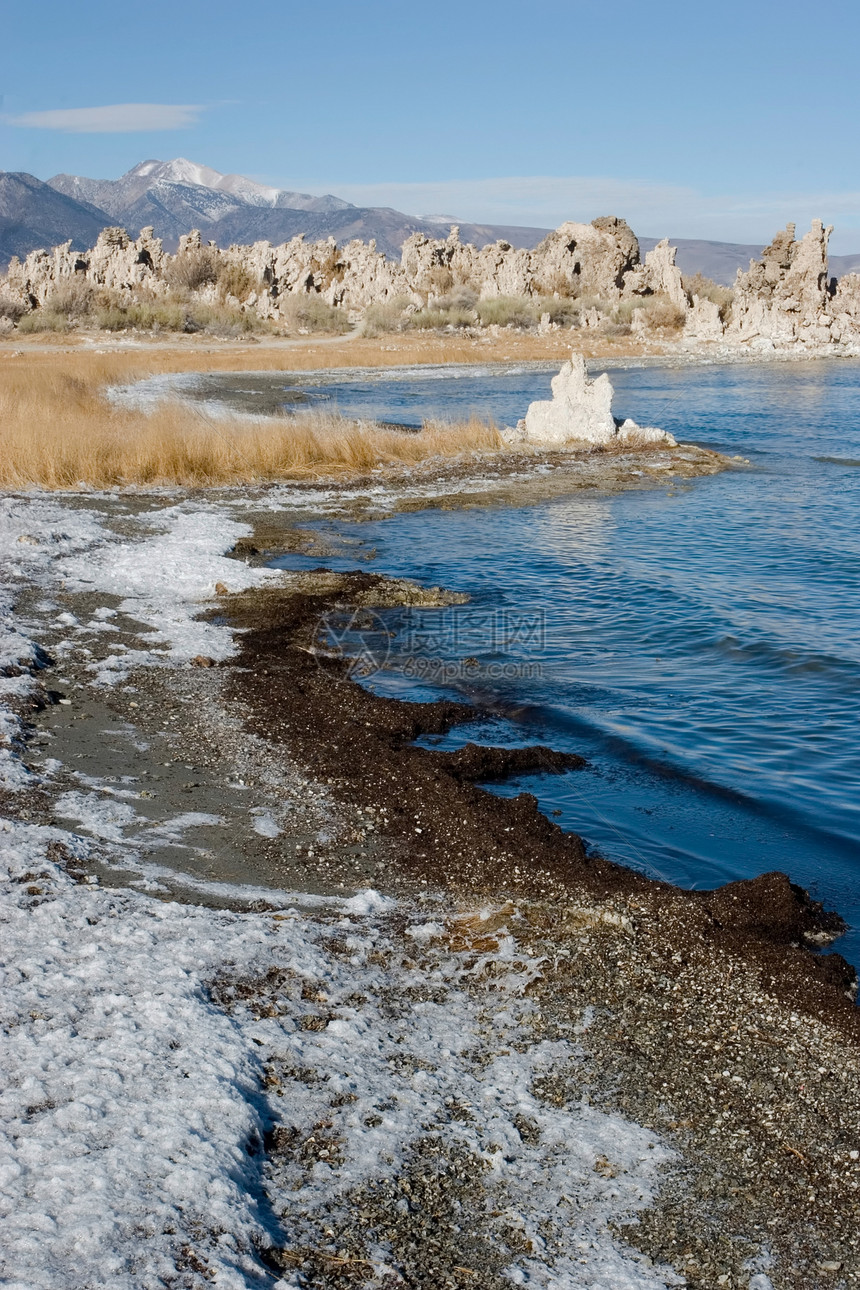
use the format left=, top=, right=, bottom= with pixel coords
left=1, top=157, right=857, bottom=283
left=48, top=158, right=353, bottom=223
left=47, top=158, right=551, bottom=259
left=0, top=172, right=112, bottom=264
left=639, top=237, right=764, bottom=285
left=831, top=252, right=860, bottom=278
left=199, top=204, right=550, bottom=260
left=640, top=238, right=860, bottom=285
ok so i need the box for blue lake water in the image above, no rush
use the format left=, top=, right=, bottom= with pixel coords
left=261, top=359, right=860, bottom=963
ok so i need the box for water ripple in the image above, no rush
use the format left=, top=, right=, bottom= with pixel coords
left=267, top=357, right=860, bottom=961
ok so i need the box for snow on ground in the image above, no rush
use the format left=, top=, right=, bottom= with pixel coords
left=0, top=818, right=275, bottom=1289
left=57, top=504, right=279, bottom=677
left=0, top=490, right=682, bottom=1288
left=0, top=498, right=104, bottom=789
left=1, top=818, right=679, bottom=1290
left=239, top=913, right=682, bottom=1290
left=2, top=492, right=283, bottom=693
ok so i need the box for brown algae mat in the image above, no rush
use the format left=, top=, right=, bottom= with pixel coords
left=213, top=564, right=860, bottom=1288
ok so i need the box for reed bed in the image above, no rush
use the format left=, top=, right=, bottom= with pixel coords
left=0, top=358, right=502, bottom=488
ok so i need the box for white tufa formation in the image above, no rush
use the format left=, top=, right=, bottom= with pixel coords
left=506, top=354, right=676, bottom=448
left=3, top=214, right=860, bottom=354
left=0, top=217, right=682, bottom=322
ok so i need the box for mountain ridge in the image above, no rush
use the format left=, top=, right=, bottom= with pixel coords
left=0, top=172, right=114, bottom=265
left=1, top=157, right=857, bottom=284
left=48, top=157, right=354, bottom=218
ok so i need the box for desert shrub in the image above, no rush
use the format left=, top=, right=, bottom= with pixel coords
left=535, top=269, right=577, bottom=298
left=473, top=294, right=581, bottom=329
left=134, top=302, right=190, bottom=330
left=94, top=299, right=266, bottom=334
left=413, top=286, right=478, bottom=322
left=192, top=303, right=268, bottom=336
left=94, top=306, right=132, bottom=332
left=408, top=306, right=474, bottom=330
left=611, top=293, right=684, bottom=332
left=475, top=295, right=537, bottom=328
left=0, top=291, right=28, bottom=323
left=451, top=269, right=478, bottom=291
left=217, top=261, right=261, bottom=302
left=683, top=272, right=734, bottom=322
left=278, top=294, right=350, bottom=334
left=641, top=295, right=687, bottom=331
left=421, top=266, right=454, bottom=298
left=577, top=294, right=608, bottom=314
left=611, top=298, right=643, bottom=324
left=95, top=302, right=187, bottom=332
left=46, top=275, right=95, bottom=317
left=535, top=295, right=581, bottom=325
left=163, top=246, right=220, bottom=292
left=446, top=285, right=478, bottom=311
left=309, top=245, right=345, bottom=287
left=17, top=310, right=69, bottom=333
left=362, top=298, right=410, bottom=336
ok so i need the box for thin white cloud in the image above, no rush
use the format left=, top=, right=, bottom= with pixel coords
left=7, top=104, right=203, bottom=133
left=300, top=175, right=860, bottom=253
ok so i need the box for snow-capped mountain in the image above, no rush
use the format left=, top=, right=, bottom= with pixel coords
left=421, top=213, right=462, bottom=226
left=48, top=158, right=354, bottom=223
left=36, top=157, right=551, bottom=258
left=16, top=156, right=851, bottom=279
left=2, top=159, right=553, bottom=261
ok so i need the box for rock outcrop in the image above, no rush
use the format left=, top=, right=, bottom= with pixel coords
left=2, top=226, right=167, bottom=310
left=676, top=220, right=860, bottom=353
left=0, top=215, right=687, bottom=326
left=640, top=239, right=688, bottom=310
left=830, top=273, right=860, bottom=345
left=684, top=294, right=725, bottom=342
left=727, top=220, right=837, bottom=349
left=4, top=209, right=860, bottom=355
left=505, top=354, right=676, bottom=448
left=531, top=217, right=641, bottom=298
left=399, top=227, right=533, bottom=301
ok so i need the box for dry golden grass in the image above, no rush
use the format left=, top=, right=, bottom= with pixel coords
left=0, top=325, right=668, bottom=488
left=0, top=357, right=503, bottom=488
left=1, top=319, right=659, bottom=372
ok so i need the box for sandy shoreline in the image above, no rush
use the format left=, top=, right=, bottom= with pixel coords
left=7, top=324, right=860, bottom=369
left=2, top=344, right=860, bottom=1286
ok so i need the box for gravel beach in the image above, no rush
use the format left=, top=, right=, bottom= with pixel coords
left=1, top=438, right=858, bottom=1289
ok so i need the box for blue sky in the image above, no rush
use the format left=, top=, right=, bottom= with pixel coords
left=3, top=0, right=860, bottom=250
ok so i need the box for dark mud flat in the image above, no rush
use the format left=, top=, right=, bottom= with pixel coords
left=7, top=475, right=860, bottom=1287
left=224, top=571, right=855, bottom=1021
left=215, top=566, right=860, bottom=1288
